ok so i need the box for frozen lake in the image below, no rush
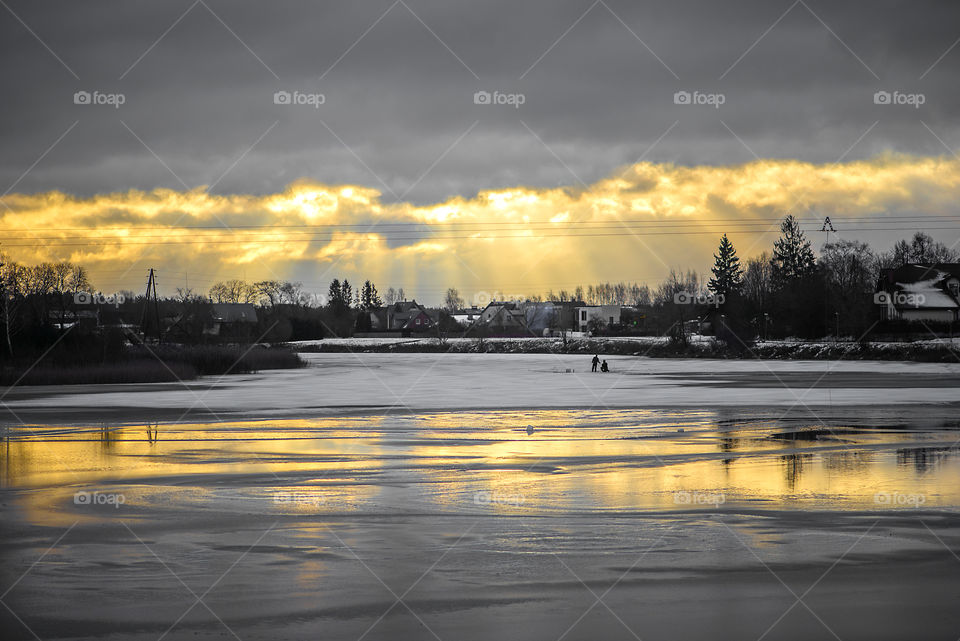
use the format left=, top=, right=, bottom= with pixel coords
left=2, top=354, right=960, bottom=640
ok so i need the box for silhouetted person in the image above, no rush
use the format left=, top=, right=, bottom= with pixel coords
left=591, top=354, right=600, bottom=372
left=600, top=360, right=609, bottom=373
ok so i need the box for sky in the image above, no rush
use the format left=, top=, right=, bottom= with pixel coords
left=2, top=0, right=959, bottom=303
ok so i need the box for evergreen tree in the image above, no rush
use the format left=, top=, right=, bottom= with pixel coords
left=708, top=234, right=743, bottom=298
left=341, top=279, right=353, bottom=309
left=327, top=278, right=344, bottom=310
left=360, top=280, right=383, bottom=310
left=770, top=215, right=816, bottom=287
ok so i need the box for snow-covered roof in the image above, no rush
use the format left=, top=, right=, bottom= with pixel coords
left=883, top=264, right=960, bottom=310
left=896, top=273, right=958, bottom=309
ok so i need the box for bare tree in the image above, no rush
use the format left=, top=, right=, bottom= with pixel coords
left=742, top=252, right=772, bottom=312
left=52, top=262, right=73, bottom=293
left=253, top=280, right=283, bottom=307
left=443, top=287, right=464, bottom=313
left=280, top=281, right=306, bottom=305
left=68, top=265, right=91, bottom=293
left=209, top=279, right=257, bottom=303
left=654, top=269, right=701, bottom=306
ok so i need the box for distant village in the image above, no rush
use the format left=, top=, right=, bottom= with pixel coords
left=1, top=218, right=958, bottom=359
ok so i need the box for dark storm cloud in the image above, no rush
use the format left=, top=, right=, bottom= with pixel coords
left=2, top=0, right=959, bottom=204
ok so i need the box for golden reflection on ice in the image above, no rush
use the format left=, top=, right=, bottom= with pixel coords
left=2, top=408, right=959, bottom=528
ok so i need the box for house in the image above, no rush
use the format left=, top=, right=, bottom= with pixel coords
left=382, top=300, right=434, bottom=332
left=205, top=303, right=259, bottom=337
left=50, top=306, right=138, bottom=334
left=49, top=309, right=98, bottom=331
left=521, top=301, right=584, bottom=335
left=478, top=302, right=527, bottom=333
left=575, top=305, right=622, bottom=332
left=549, top=301, right=587, bottom=333
left=98, top=308, right=139, bottom=334
left=452, top=307, right=483, bottom=327
left=876, top=263, right=960, bottom=323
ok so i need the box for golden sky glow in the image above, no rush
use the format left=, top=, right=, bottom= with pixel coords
left=2, top=153, right=958, bottom=302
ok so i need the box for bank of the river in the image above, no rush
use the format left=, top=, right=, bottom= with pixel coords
left=289, top=336, right=959, bottom=362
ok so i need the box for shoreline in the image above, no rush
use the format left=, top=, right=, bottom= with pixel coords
left=289, top=335, right=960, bottom=362
left=3, top=400, right=959, bottom=428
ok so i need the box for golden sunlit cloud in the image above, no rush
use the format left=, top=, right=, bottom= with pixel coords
left=2, top=153, right=958, bottom=301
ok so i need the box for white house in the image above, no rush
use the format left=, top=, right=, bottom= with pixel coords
left=876, top=263, right=960, bottom=323
left=575, top=305, right=621, bottom=332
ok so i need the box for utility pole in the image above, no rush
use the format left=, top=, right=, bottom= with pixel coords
left=821, top=216, right=836, bottom=245
left=139, top=268, right=161, bottom=343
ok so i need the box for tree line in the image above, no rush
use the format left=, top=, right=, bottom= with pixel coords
left=1, top=217, right=956, bottom=357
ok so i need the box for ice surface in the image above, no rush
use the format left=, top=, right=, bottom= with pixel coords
left=5, top=354, right=959, bottom=419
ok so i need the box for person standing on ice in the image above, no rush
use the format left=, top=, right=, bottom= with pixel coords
left=591, top=355, right=600, bottom=372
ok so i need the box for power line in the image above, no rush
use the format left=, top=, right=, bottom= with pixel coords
left=1, top=224, right=957, bottom=247
left=6, top=213, right=960, bottom=232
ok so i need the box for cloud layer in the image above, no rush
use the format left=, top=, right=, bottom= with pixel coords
left=2, top=0, right=960, bottom=205
left=3, top=154, right=958, bottom=303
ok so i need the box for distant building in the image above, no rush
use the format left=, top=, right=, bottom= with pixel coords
left=478, top=302, right=527, bottom=332
left=575, top=305, right=622, bottom=332
left=49, top=309, right=98, bottom=331
left=452, top=307, right=483, bottom=327
left=50, top=306, right=137, bottom=334
left=368, top=300, right=435, bottom=333
left=520, top=301, right=585, bottom=335
left=205, top=303, right=258, bottom=337
left=876, top=263, right=960, bottom=323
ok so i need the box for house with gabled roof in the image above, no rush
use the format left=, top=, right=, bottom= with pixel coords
left=876, top=263, right=960, bottom=323
left=204, top=303, right=259, bottom=338
left=478, top=301, right=527, bottom=333
left=370, top=300, right=434, bottom=332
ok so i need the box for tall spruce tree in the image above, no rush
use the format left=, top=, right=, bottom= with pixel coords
left=327, top=279, right=343, bottom=309
left=770, top=215, right=816, bottom=287
left=360, top=280, right=382, bottom=310
left=708, top=234, right=743, bottom=298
